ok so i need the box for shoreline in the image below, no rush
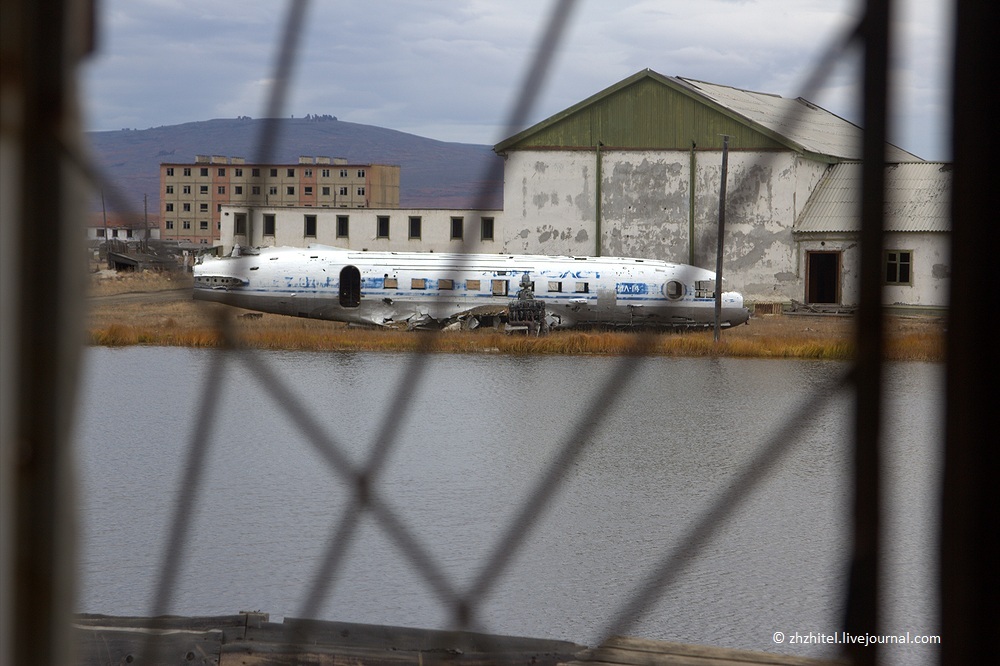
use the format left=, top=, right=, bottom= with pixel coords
left=85, top=272, right=946, bottom=361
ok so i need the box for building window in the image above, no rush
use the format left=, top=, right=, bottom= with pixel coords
left=252, top=186, right=260, bottom=195
left=339, top=186, right=348, bottom=196
left=234, top=214, right=246, bottom=235
left=321, top=169, right=330, bottom=177
left=357, top=186, right=366, bottom=196
left=183, top=167, right=191, bottom=176
left=269, top=186, right=277, bottom=195
left=165, top=203, right=174, bottom=212
left=199, top=220, right=209, bottom=230
left=357, top=169, right=365, bottom=178
left=183, top=203, right=191, bottom=212
left=234, top=186, right=243, bottom=195
left=885, top=250, right=913, bottom=285
left=166, top=168, right=174, bottom=177
left=96, top=228, right=106, bottom=237
left=336, top=215, right=349, bottom=238
left=270, top=168, right=278, bottom=177
left=199, top=203, right=208, bottom=212
left=263, top=214, right=275, bottom=236
left=165, top=220, right=174, bottom=229
left=251, top=168, right=260, bottom=177
left=200, top=185, right=208, bottom=194
left=235, top=168, right=243, bottom=177
left=218, top=186, right=226, bottom=194
left=166, top=185, right=174, bottom=194
left=200, top=167, right=209, bottom=177
left=320, top=186, right=329, bottom=196
left=340, top=169, right=348, bottom=177
left=408, top=216, right=422, bottom=239
left=287, top=168, right=295, bottom=177
left=286, top=186, right=295, bottom=195
left=304, top=186, right=313, bottom=195
left=182, top=220, right=191, bottom=229
left=450, top=217, right=463, bottom=240
left=218, top=168, right=225, bottom=177
left=481, top=216, right=494, bottom=241
left=304, top=168, right=312, bottom=177
left=183, top=185, right=191, bottom=194
left=304, top=214, right=317, bottom=237
left=376, top=216, right=389, bottom=239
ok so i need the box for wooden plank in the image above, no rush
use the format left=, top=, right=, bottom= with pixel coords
left=221, top=640, right=577, bottom=666
left=73, top=626, right=223, bottom=665
left=245, top=617, right=584, bottom=656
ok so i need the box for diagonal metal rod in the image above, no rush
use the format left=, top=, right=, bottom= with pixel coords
left=460, top=334, right=660, bottom=623
left=599, top=370, right=852, bottom=640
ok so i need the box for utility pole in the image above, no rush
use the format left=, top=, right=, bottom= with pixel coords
left=714, top=136, right=729, bottom=342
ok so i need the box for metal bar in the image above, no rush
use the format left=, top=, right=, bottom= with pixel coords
left=8, top=1, right=82, bottom=664
left=941, top=1, right=999, bottom=663
left=844, top=1, right=892, bottom=664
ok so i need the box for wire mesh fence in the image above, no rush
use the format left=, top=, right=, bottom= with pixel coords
left=7, top=0, right=944, bottom=664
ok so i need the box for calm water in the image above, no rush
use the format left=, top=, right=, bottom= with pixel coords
left=72, top=347, right=943, bottom=664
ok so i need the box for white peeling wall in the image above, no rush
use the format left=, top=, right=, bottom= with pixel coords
left=501, top=148, right=830, bottom=302
left=500, top=151, right=598, bottom=255
left=882, top=231, right=951, bottom=308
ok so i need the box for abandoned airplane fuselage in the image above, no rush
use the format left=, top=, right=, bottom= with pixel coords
left=193, top=246, right=750, bottom=330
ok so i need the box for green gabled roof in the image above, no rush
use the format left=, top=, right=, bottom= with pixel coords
left=494, top=69, right=921, bottom=162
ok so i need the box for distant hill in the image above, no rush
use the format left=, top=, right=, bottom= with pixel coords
left=86, top=117, right=504, bottom=218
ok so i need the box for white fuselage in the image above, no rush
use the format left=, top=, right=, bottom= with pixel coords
left=193, top=246, right=749, bottom=329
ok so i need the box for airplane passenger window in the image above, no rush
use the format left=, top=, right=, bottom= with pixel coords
left=491, top=279, right=508, bottom=296
left=411, top=278, right=426, bottom=290
left=665, top=280, right=685, bottom=300
left=466, top=279, right=480, bottom=291
left=575, top=282, right=589, bottom=293
left=383, top=277, right=398, bottom=289
left=548, top=281, right=562, bottom=292
left=438, top=279, right=454, bottom=290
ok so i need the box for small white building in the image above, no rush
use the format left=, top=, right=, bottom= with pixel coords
left=219, top=207, right=502, bottom=255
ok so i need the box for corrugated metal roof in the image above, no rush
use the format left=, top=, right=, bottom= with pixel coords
left=675, top=78, right=921, bottom=161
left=795, top=162, right=951, bottom=233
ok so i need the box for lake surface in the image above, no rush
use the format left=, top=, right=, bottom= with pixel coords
left=72, top=347, right=943, bottom=665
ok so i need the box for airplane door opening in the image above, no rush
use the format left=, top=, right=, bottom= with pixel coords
left=806, top=251, right=840, bottom=304
left=339, top=265, right=361, bottom=307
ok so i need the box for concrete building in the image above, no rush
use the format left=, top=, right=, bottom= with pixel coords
left=218, top=70, right=950, bottom=311
left=159, top=155, right=400, bottom=245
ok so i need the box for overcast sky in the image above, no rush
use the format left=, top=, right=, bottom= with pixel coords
left=80, top=0, right=953, bottom=160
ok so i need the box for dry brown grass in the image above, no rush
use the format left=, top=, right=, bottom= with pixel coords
left=85, top=284, right=946, bottom=361
left=88, top=269, right=192, bottom=297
